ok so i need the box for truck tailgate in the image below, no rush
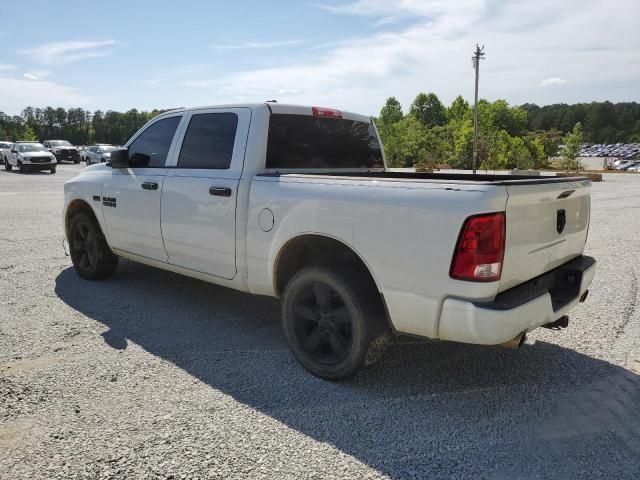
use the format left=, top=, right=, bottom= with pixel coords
left=499, top=178, right=591, bottom=291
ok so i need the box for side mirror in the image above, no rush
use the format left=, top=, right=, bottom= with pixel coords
left=110, top=148, right=130, bottom=168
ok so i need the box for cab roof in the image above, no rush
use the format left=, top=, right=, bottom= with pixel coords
left=161, top=102, right=371, bottom=123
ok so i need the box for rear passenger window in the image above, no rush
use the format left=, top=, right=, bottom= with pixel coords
left=177, top=113, right=238, bottom=169
left=128, top=116, right=181, bottom=168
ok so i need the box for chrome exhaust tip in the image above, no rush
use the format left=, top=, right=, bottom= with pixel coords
left=500, top=332, right=527, bottom=349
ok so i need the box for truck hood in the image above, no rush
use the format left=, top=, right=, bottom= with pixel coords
left=21, top=151, right=54, bottom=158
left=84, top=162, right=111, bottom=172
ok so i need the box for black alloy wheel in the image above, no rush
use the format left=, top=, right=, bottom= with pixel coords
left=282, top=267, right=378, bottom=379
left=71, top=219, right=98, bottom=273
left=292, top=280, right=354, bottom=365
left=69, top=212, right=118, bottom=280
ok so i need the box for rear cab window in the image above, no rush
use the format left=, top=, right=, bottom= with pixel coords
left=266, top=114, right=384, bottom=170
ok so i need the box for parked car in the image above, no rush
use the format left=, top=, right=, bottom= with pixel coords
left=84, top=144, right=118, bottom=165
left=43, top=140, right=81, bottom=164
left=616, top=161, right=639, bottom=171
left=63, top=103, right=596, bottom=379
left=612, top=158, right=627, bottom=167
left=0, top=141, right=13, bottom=165
left=5, top=141, right=56, bottom=173
left=627, top=164, right=640, bottom=172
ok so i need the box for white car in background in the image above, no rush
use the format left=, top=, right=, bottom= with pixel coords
left=83, top=144, right=118, bottom=165
left=4, top=142, right=57, bottom=174
left=0, top=141, right=13, bottom=164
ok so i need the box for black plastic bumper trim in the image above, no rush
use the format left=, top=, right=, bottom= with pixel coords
left=474, top=255, right=596, bottom=312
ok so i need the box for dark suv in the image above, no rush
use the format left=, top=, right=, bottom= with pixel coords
left=43, top=140, right=81, bottom=164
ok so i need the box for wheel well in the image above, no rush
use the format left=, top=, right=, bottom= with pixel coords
left=274, top=235, right=390, bottom=330
left=65, top=200, right=99, bottom=240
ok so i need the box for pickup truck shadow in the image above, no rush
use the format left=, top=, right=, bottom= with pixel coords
left=54, top=261, right=640, bottom=479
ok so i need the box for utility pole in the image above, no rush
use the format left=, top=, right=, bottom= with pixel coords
left=472, top=44, right=485, bottom=174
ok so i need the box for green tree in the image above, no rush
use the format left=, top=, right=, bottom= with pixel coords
left=410, top=92, right=446, bottom=128
left=447, top=95, right=471, bottom=122
left=524, top=136, right=547, bottom=169
left=19, top=125, right=38, bottom=141
left=508, top=136, right=534, bottom=170
left=527, top=129, right=562, bottom=158
left=560, top=122, right=583, bottom=171
left=379, top=116, right=442, bottom=168
left=379, top=97, right=403, bottom=125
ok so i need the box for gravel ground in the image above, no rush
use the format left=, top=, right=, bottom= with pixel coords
left=0, top=164, right=638, bottom=479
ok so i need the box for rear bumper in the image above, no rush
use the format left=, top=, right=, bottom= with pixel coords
left=438, top=255, right=596, bottom=345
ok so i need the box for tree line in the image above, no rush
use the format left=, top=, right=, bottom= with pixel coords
left=1, top=98, right=638, bottom=169
left=375, top=96, right=640, bottom=170
left=0, top=107, right=168, bottom=146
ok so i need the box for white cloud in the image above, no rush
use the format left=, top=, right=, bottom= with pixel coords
left=0, top=63, right=16, bottom=70
left=210, top=40, right=302, bottom=50
left=18, top=40, right=117, bottom=65
left=23, top=71, right=51, bottom=81
left=0, top=77, right=93, bottom=113
left=540, top=77, right=568, bottom=87
left=192, top=0, right=640, bottom=113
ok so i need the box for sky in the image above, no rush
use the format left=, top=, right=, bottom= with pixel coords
left=0, top=0, right=639, bottom=116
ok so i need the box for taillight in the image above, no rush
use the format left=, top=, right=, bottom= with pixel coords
left=312, top=106, right=342, bottom=119
left=450, top=212, right=505, bottom=282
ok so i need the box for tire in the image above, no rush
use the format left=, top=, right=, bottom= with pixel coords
left=74, top=158, right=80, bottom=164
left=18, top=162, right=26, bottom=173
left=3, top=158, right=10, bottom=171
left=282, top=267, right=381, bottom=380
left=69, top=212, right=118, bottom=280
left=50, top=165, right=56, bottom=174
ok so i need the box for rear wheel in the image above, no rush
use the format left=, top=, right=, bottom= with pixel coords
left=69, top=212, right=118, bottom=280
left=3, top=159, right=10, bottom=171
left=282, top=267, right=380, bottom=380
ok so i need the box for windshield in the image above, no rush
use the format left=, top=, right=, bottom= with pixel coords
left=99, top=146, right=117, bottom=152
left=51, top=140, right=72, bottom=147
left=17, top=143, right=46, bottom=152
left=0, top=142, right=12, bottom=149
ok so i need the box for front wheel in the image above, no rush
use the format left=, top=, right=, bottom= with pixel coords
left=3, top=159, right=10, bottom=171
left=18, top=162, right=26, bottom=173
left=282, top=267, right=377, bottom=380
left=69, top=212, right=118, bottom=280
left=50, top=165, right=56, bottom=174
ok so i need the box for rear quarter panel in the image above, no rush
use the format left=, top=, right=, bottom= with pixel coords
left=246, top=176, right=509, bottom=338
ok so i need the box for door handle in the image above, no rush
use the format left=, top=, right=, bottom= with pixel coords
left=141, top=181, right=158, bottom=191
left=209, top=186, right=232, bottom=197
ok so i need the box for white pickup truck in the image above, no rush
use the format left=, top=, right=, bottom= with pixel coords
left=63, top=103, right=596, bottom=379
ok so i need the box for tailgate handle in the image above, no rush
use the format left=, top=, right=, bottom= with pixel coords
left=557, top=190, right=575, bottom=199
left=141, top=181, right=158, bottom=191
